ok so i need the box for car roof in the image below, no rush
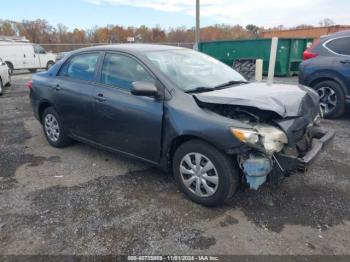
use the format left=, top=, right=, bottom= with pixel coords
left=72, top=44, right=188, bottom=55
left=0, top=41, right=32, bottom=46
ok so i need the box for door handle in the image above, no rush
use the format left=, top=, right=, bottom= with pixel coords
left=340, top=60, right=350, bottom=64
left=95, top=93, right=106, bottom=102
left=24, top=54, right=26, bottom=58
left=54, top=84, right=61, bottom=91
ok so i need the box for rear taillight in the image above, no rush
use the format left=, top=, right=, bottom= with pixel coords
left=303, top=38, right=320, bottom=60
left=26, top=80, right=33, bottom=89
left=303, top=50, right=319, bottom=60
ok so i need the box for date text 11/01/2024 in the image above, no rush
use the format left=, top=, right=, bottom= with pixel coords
left=127, top=255, right=219, bottom=261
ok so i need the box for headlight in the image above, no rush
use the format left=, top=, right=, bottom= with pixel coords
left=230, top=128, right=260, bottom=145
left=230, top=125, right=288, bottom=155
left=255, top=125, right=288, bottom=155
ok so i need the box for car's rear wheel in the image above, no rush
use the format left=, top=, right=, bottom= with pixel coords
left=172, top=140, right=239, bottom=206
left=42, top=107, right=71, bottom=147
left=313, top=80, right=345, bottom=118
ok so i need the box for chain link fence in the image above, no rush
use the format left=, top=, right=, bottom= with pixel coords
left=40, top=42, right=195, bottom=53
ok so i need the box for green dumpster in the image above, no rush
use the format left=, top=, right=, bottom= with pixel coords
left=198, top=38, right=314, bottom=76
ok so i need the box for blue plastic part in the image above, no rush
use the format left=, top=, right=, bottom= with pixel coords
left=242, top=157, right=271, bottom=177
left=242, top=155, right=272, bottom=190
left=245, top=175, right=267, bottom=190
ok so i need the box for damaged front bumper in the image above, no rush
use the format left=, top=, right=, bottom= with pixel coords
left=275, top=127, right=335, bottom=173
left=240, top=127, right=335, bottom=190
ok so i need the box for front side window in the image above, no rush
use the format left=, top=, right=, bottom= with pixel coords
left=33, top=45, right=46, bottom=54
left=145, top=49, right=246, bottom=92
left=100, top=53, right=154, bottom=91
left=58, top=53, right=99, bottom=82
left=325, top=37, right=350, bottom=55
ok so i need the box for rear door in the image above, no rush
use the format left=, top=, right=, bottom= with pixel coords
left=53, top=52, right=101, bottom=139
left=91, top=52, right=163, bottom=163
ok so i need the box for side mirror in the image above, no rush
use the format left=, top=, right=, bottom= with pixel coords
left=131, top=81, right=158, bottom=97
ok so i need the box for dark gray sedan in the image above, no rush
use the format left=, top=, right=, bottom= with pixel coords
left=29, top=44, right=333, bottom=206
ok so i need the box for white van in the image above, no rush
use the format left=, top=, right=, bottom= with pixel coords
left=0, top=42, right=56, bottom=74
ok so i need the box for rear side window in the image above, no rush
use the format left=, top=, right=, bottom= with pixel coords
left=100, top=53, right=154, bottom=91
left=58, top=53, right=99, bottom=81
left=325, top=37, right=350, bottom=55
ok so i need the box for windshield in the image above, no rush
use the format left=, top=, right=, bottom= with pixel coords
left=145, top=49, right=246, bottom=92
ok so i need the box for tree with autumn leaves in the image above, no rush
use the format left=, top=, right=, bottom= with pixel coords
left=0, top=19, right=263, bottom=43
left=0, top=18, right=332, bottom=52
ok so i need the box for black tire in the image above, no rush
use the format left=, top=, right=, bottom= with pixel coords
left=172, top=139, right=239, bottom=206
left=233, top=59, right=256, bottom=80
left=42, top=107, right=71, bottom=148
left=46, top=61, right=54, bottom=70
left=5, top=75, right=11, bottom=87
left=5, top=62, right=13, bottom=75
left=313, top=80, right=346, bottom=118
left=29, top=69, right=37, bottom=73
left=0, top=78, right=3, bottom=96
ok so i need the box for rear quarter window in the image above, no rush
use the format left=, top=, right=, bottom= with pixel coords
left=325, top=37, right=350, bottom=55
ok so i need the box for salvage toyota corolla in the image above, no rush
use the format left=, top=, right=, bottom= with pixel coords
left=29, top=44, right=334, bottom=206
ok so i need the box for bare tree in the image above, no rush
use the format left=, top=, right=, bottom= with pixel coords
left=319, top=18, right=335, bottom=27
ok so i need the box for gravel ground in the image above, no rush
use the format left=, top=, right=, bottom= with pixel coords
left=0, top=73, right=350, bottom=255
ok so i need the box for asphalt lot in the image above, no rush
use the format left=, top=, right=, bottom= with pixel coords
left=0, top=72, right=350, bottom=255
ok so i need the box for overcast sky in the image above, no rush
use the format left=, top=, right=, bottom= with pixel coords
left=1, top=0, right=350, bottom=29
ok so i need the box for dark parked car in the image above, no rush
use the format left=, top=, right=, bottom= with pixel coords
left=29, top=44, right=333, bottom=206
left=299, top=30, right=350, bottom=118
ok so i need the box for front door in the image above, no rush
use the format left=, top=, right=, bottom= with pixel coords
left=92, top=52, right=163, bottom=163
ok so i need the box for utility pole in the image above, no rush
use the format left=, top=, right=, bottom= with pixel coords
left=267, top=37, right=278, bottom=83
left=195, top=0, right=200, bottom=49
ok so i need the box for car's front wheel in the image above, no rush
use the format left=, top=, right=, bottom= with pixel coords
left=42, top=107, right=71, bottom=147
left=172, top=140, right=239, bottom=206
left=313, top=80, right=345, bottom=118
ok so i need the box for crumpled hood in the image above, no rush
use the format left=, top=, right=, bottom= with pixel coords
left=194, top=82, right=320, bottom=119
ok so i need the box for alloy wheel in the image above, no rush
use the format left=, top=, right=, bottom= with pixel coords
left=179, top=152, right=219, bottom=197
left=317, top=86, right=337, bottom=115
left=44, top=114, right=60, bottom=142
